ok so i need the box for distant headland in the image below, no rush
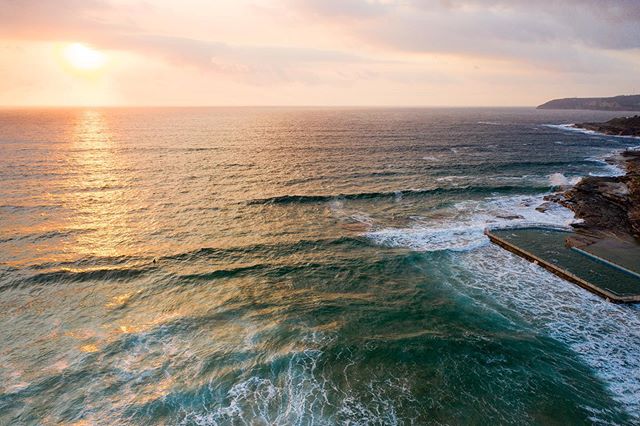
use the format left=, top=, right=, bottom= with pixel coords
left=537, top=94, right=640, bottom=111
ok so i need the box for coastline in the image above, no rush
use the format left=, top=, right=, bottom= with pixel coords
left=572, top=115, right=640, bottom=138
left=483, top=123, right=640, bottom=303
left=565, top=151, right=640, bottom=239
left=545, top=122, right=640, bottom=242
left=531, top=123, right=640, bottom=291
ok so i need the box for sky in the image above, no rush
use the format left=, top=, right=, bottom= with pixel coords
left=0, top=0, right=639, bottom=107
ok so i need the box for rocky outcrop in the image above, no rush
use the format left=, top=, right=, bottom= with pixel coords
left=546, top=151, right=640, bottom=240
left=537, top=95, right=640, bottom=111
left=624, top=151, right=640, bottom=237
left=574, top=115, right=640, bottom=137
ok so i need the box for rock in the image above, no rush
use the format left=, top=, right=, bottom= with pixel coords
left=553, top=149, right=640, bottom=241
left=535, top=202, right=554, bottom=213
left=543, top=193, right=565, bottom=203
left=496, top=214, right=525, bottom=220
left=573, top=115, right=640, bottom=137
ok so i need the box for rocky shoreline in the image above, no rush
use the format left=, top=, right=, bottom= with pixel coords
left=573, top=115, right=640, bottom=137
left=544, top=150, right=640, bottom=242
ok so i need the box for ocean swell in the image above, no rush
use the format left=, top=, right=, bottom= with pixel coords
left=246, top=185, right=552, bottom=205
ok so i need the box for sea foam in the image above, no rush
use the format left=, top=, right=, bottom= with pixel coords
left=548, top=172, right=580, bottom=186
left=453, top=245, right=640, bottom=419
left=365, top=193, right=576, bottom=253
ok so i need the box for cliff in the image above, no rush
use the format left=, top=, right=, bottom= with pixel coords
left=537, top=95, right=640, bottom=111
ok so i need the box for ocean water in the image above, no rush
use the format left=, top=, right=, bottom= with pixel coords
left=1, top=107, right=639, bottom=425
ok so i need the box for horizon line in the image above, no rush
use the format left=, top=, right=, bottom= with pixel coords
left=0, top=104, right=537, bottom=109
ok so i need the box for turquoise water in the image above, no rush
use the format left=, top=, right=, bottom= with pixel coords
left=1, top=107, right=640, bottom=424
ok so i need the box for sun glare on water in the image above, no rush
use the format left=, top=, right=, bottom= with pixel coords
left=64, top=43, right=107, bottom=71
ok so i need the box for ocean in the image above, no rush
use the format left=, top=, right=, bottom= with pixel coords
left=0, top=107, right=639, bottom=425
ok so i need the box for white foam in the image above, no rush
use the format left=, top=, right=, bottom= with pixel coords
left=366, top=226, right=490, bottom=252
left=544, top=123, right=600, bottom=136
left=545, top=123, right=640, bottom=140
left=536, top=122, right=634, bottom=178
left=449, top=245, right=640, bottom=419
left=365, top=193, right=576, bottom=253
left=349, top=213, right=375, bottom=226
left=436, top=175, right=470, bottom=182
left=178, top=331, right=414, bottom=425
left=545, top=123, right=633, bottom=177
left=179, top=334, right=332, bottom=425
left=586, top=154, right=626, bottom=177
left=360, top=121, right=640, bottom=419
left=362, top=182, right=640, bottom=417
left=329, top=200, right=375, bottom=228
left=548, top=172, right=580, bottom=186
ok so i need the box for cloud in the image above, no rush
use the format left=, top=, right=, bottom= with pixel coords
left=434, top=0, right=640, bottom=50
left=0, top=0, right=135, bottom=39
left=0, top=0, right=384, bottom=84
left=282, top=0, right=640, bottom=75
left=2, top=0, right=637, bottom=76
left=0, top=0, right=638, bottom=105
left=286, top=0, right=388, bottom=19
left=104, top=34, right=381, bottom=84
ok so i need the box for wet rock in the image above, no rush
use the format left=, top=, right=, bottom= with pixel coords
left=543, top=193, right=566, bottom=204
left=553, top=150, right=640, bottom=240
left=535, top=202, right=554, bottom=213
left=496, top=214, right=525, bottom=220
left=574, top=115, right=640, bottom=137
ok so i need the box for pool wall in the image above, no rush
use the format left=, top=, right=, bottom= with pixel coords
left=485, top=229, right=640, bottom=304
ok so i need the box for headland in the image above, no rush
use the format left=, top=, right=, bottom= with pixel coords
left=537, top=95, right=640, bottom=111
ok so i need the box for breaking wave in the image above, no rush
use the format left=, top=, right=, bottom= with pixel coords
left=365, top=193, right=576, bottom=253
left=548, top=172, right=580, bottom=187
left=451, top=245, right=640, bottom=419
left=247, top=185, right=551, bottom=205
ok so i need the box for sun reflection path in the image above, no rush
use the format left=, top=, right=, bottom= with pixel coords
left=68, top=110, right=133, bottom=259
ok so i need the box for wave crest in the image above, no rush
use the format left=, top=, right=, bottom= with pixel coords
left=247, top=185, right=551, bottom=205
left=365, top=194, right=576, bottom=253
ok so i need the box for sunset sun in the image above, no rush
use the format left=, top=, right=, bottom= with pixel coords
left=63, top=43, right=106, bottom=71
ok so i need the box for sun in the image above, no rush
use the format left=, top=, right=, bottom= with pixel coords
left=63, top=43, right=107, bottom=71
